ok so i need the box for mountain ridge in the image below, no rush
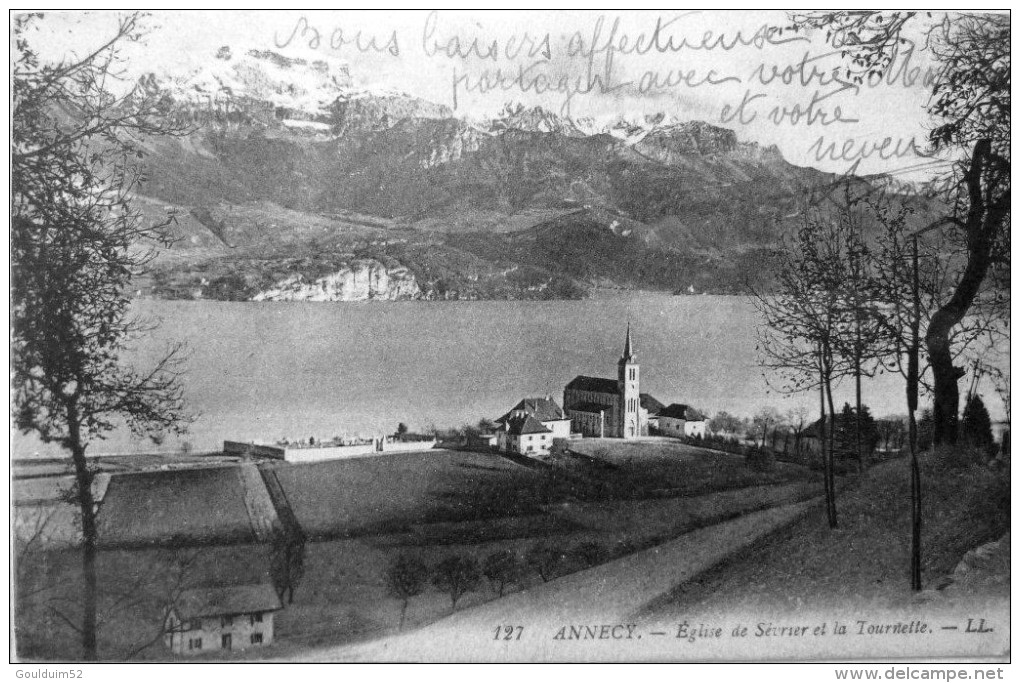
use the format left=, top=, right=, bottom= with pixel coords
left=134, top=46, right=939, bottom=302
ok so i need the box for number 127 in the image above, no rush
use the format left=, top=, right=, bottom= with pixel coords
left=494, top=625, right=523, bottom=640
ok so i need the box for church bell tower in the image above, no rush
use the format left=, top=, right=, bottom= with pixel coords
left=617, top=324, right=640, bottom=439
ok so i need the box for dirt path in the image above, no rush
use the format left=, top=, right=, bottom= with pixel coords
left=287, top=498, right=820, bottom=662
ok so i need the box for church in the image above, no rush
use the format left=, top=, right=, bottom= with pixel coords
left=563, top=325, right=661, bottom=439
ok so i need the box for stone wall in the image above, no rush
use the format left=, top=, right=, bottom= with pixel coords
left=225, top=438, right=438, bottom=464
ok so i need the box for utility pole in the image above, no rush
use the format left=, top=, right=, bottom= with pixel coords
left=907, top=233, right=922, bottom=591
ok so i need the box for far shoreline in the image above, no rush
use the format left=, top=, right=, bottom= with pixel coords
left=129, top=288, right=748, bottom=306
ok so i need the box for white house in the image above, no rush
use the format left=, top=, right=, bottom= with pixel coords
left=496, top=397, right=572, bottom=441
left=164, top=583, right=282, bottom=656
left=657, top=404, right=707, bottom=439
left=498, top=415, right=553, bottom=456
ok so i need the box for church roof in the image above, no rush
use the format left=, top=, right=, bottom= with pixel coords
left=640, top=393, right=665, bottom=415
left=565, top=375, right=618, bottom=394
left=496, top=397, right=566, bottom=424
left=568, top=402, right=612, bottom=414
left=659, top=404, right=705, bottom=421
left=505, top=415, right=552, bottom=436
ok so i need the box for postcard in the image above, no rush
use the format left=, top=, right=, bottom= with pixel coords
left=10, top=9, right=1010, bottom=665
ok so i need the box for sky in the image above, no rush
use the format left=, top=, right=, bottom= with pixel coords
left=22, top=9, right=955, bottom=182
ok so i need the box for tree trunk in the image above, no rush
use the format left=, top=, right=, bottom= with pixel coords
left=855, top=352, right=864, bottom=473
left=925, top=140, right=1006, bottom=446
left=927, top=331, right=966, bottom=446
left=819, top=350, right=828, bottom=516
left=399, top=599, right=408, bottom=631
left=67, top=406, right=98, bottom=661
left=819, top=346, right=837, bottom=529
left=823, top=352, right=839, bottom=529
left=907, top=232, right=923, bottom=591
left=908, top=409, right=922, bottom=591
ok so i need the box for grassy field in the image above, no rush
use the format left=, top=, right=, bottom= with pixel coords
left=14, top=479, right=821, bottom=661
left=270, top=449, right=557, bottom=538
left=638, top=447, right=1010, bottom=617
left=561, top=438, right=814, bottom=498
left=20, top=441, right=813, bottom=549
left=98, top=467, right=256, bottom=547
left=14, top=439, right=823, bottom=660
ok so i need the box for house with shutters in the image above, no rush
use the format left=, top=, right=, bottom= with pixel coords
left=495, top=397, right=572, bottom=456
left=496, top=397, right=572, bottom=438
left=164, top=583, right=282, bottom=656
left=498, top=414, right=554, bottom=456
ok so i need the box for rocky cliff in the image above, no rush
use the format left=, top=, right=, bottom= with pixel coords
left=252, top=260, right=421, bottom=302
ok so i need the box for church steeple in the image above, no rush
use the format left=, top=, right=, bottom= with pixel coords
left=621, top=322, right=635, bottom=363
left=617, top=323, right=640, bottom=439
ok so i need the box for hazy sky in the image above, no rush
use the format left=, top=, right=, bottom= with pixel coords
left=24, top=10, right=953, bottom=181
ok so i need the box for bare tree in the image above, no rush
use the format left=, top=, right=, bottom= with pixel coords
left=708, top=411, right=743, bottom=437
left=870, top=196, right=1006, bottom=590
left=13, top=506, right=65, bottom=608
left=121, top=549, right=202, bottom=660
left=12, top=13, right=190, bottom=659
left=751, top=407, right=782, bottom=450
left=793, top=11, right=1010, bottom=445
left=786, top=406, right=811, bottom=458
left=829, top=189, right=892, bottom=473
left=752, top=216, right=852, bottom=528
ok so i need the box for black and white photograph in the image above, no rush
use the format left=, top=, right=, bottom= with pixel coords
left=9, top=9, right=1011, bottom=667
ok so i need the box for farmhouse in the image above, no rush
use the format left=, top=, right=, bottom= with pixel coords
left=563, top=325, right=662, bottom=439
left=494, top=397, right=571, bottom=455
left=657, top=404, right=707, bottom=439
left=499, top=414, right=554, bottom=456
left=497, top=397, right=572, bottom=437
left=164, top=583, right=282, bottom=655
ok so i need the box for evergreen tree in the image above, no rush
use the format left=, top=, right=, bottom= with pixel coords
left=961, top=394, right=994, bottom=452
left=918, top=409, right=936, bottom=451
left=834, top=403, right=879, bottom=466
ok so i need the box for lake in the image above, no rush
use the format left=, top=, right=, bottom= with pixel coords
left=11, top=294, right=973, bottom=456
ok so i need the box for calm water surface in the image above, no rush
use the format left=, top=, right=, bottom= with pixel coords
left=13, top=294, right=964, bottom=456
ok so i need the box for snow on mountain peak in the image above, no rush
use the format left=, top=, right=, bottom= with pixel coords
left=143, top=46, right=354, bottom=119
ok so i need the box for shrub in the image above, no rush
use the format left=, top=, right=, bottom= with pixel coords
left=570, top=541, right=606, bottom=568
left=745, top=445, right=776, bottom=472
left=385, top=554, right=429, bottom=629
left=611, top=539, right=638, bottom=559
left=525, top=543, right=564, bottom=583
